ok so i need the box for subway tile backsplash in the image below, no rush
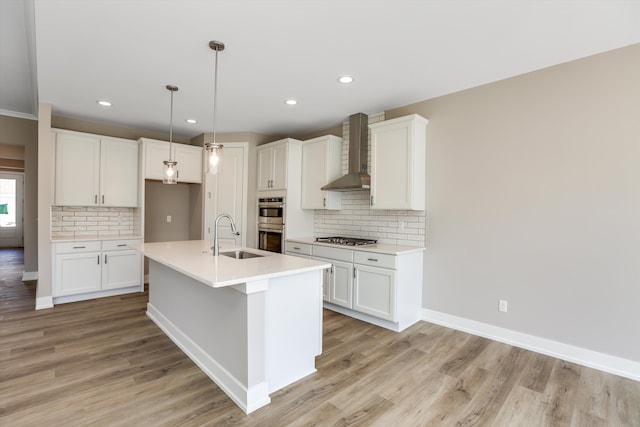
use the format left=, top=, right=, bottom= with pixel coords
left=313, top=113, right=426, bottom=247
left=51, top=206, right=136, bottom=238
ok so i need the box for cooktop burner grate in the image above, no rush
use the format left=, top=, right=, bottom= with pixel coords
left=315, top=236, right=378, bottom=246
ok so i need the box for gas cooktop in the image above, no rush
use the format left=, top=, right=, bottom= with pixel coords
left=315, top=236, right=377, bottom=246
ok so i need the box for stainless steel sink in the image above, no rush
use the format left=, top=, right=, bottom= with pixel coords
left=219, top=250, right=264, bottom=260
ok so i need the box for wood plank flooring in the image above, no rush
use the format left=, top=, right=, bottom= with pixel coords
left=1, top=248, right=639, bottom=426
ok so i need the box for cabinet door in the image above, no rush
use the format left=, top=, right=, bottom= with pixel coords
left=353, top=264, right=396, bottom=321
left=256, top=146, right=273, bottom=191
left=100, top=138, right=139, bottom=207
left=144, top=139, right=171, bottom=180
left=102, top=249, right=142, bottom=290
left=301, top=136, right=343, bottom=210
left=54, top=252, right=102, bottom=296
left=54, top=133, right=100, bottom=206
left=174, top=144, right=203, bottom=183
left=370, top=115, right=427, bottom=210
left=270, top=142, right=288, bottom=190
left=329, top=259, right=354, bottom=309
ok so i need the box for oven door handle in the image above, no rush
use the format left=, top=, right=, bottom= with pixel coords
left=258, top=226, right=284, bottom=233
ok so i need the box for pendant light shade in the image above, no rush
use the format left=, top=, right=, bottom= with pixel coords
left=163, top=85, right=179, bottom=184
left=204, top=40, right=225, bottom=175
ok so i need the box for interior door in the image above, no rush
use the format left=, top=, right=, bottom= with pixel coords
left=204, top=144, right=247, bottom=247
left=0, top=172, right=24, bottom=248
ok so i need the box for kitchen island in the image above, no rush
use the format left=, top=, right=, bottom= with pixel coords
left=130, top=240, right=330, bottom=414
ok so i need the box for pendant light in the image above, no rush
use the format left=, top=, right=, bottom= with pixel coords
left=163, top=84, right=179, bottom=184
left=204, top=40, right=225, bottom=175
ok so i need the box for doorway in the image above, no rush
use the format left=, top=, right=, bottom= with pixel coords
left=0, top=172, right=24, bottom=248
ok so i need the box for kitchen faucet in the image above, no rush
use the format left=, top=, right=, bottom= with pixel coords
left=212, top=213, right=240, bottom=256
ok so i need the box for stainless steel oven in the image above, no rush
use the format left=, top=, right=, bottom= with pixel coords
left=258, top=197, right=285, bottom=253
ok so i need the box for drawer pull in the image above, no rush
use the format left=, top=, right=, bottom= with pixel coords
left=117, top=244, right=127, bottom=247
left=367, top=258, right=378, bottom=262
left=73, top=246, right=86, bottom=249
left=293, top=246, right=300, bottom=250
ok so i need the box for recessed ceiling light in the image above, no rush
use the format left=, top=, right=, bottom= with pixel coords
left=284, top=99, right=297, bottom=105
left=96, top=100, right=112, bottom=107
left=186, top=119, right=197, bottom=124
left=338, top=76, right=354, bottom=84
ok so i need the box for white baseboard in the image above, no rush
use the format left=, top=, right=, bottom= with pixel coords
left=22, top=271, right=38, bottom=281
left=35, top=296, right=53, bottom=310
left=422, top=309, right=640, bottom=382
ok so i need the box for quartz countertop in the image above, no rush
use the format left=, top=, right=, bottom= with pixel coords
left=130, top=240, right=330, bottom=288
left=286, top=237, right=425, bottom=255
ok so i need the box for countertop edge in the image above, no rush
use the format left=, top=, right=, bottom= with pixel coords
left=286, top=237, right=425, bottom=255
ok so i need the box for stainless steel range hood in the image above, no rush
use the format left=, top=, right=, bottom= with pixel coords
left=321, top=113, right=370, bottom=191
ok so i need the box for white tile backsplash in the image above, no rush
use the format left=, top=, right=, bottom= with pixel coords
left=51, top=206, right=136, bottom=238
left=313, top=113, right=426, bottom=247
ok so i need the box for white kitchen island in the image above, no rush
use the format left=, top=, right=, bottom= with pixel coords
left=130, top=240, right=330, bottom=414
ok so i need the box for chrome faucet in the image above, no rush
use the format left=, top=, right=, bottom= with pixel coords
left=212, top=214, right=240, bottom=256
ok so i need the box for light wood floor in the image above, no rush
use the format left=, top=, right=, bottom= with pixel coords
left=1, top=248, right=639, bottom=426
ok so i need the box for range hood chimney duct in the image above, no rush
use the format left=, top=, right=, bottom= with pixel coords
left=321, top=113, right=371, bottom=191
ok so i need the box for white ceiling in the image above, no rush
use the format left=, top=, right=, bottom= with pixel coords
left=2, top=0, right=640, bottom=138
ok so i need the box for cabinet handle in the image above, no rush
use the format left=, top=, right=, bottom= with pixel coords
left=102, top=195, right=105, bottom=204
left=117, top=244, right=127, bottom=247
left=97, top=255, right=100, bottom=264
left=353, top=267, right=357, bottom=279
left=72, top=246, right=86, bottom=249
left=95, top=195, right=98, bottom=204
left=293, top=246, right=300, bottom=250
left=370, top=195, right=374, bottom=206
left=367, top=258, right=379, bottom=262
left=104, top=254, right=108, bottom=264
left=323, top=197, right=326, bottom=207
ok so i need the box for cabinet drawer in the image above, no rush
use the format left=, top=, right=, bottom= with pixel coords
left=354, top=251, right=397, bottom=269
left=54, top=241, right=101, bottom=254
left=285, top=241, right=312, bottom=256
left=313, top=245, right=353, bottom=262
left=102, top=239, right=141, bottom=251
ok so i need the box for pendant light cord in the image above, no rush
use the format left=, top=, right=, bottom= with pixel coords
left=212, top=47, right=219, bottom=145
left=169, top=88, right=174, bottom=161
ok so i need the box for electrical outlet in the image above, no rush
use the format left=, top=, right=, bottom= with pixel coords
left=499, top=299, right=508, bottom=313
left=166, top=215, right=172, bottom=223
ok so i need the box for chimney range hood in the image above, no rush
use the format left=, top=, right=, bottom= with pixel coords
left=321, top=113, right=370, bottom=191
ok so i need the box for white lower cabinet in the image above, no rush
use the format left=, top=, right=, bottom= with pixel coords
left=321, top=258, right=354, bottom=309
left=353, top=264, right=396, bottom=321
left=286, top=239, right=424, bottom=332
left=353, top=251, right=397, bottom=321
left=53, top=239, right=142, bottom=302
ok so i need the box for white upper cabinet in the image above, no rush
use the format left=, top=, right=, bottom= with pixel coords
left=369, top=114, right=428, bottom=210
left=173, top=143, right=203, bottom=183
left=257, top=139, right=289, bottom=191
left=54, top=131, right=138, bottom=207
left=301, top=135, right=343, bottom=210
left=141, top=138, right=202, bottom=183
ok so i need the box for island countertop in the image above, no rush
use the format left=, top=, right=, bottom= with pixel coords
left=130, top=240, right=330, bottom=288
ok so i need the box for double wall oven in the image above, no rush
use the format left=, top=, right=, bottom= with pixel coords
left=257, top=197, right=285, bottom=253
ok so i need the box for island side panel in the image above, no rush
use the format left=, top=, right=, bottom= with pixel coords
left=146, top=260, right=271, bottom=412
left=265, top=269, right=323, bottom=393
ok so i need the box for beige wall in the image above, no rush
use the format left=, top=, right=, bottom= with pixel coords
left=0, top=115, right=38, bottom=273
left=387, top=43, right=640, bottom=362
